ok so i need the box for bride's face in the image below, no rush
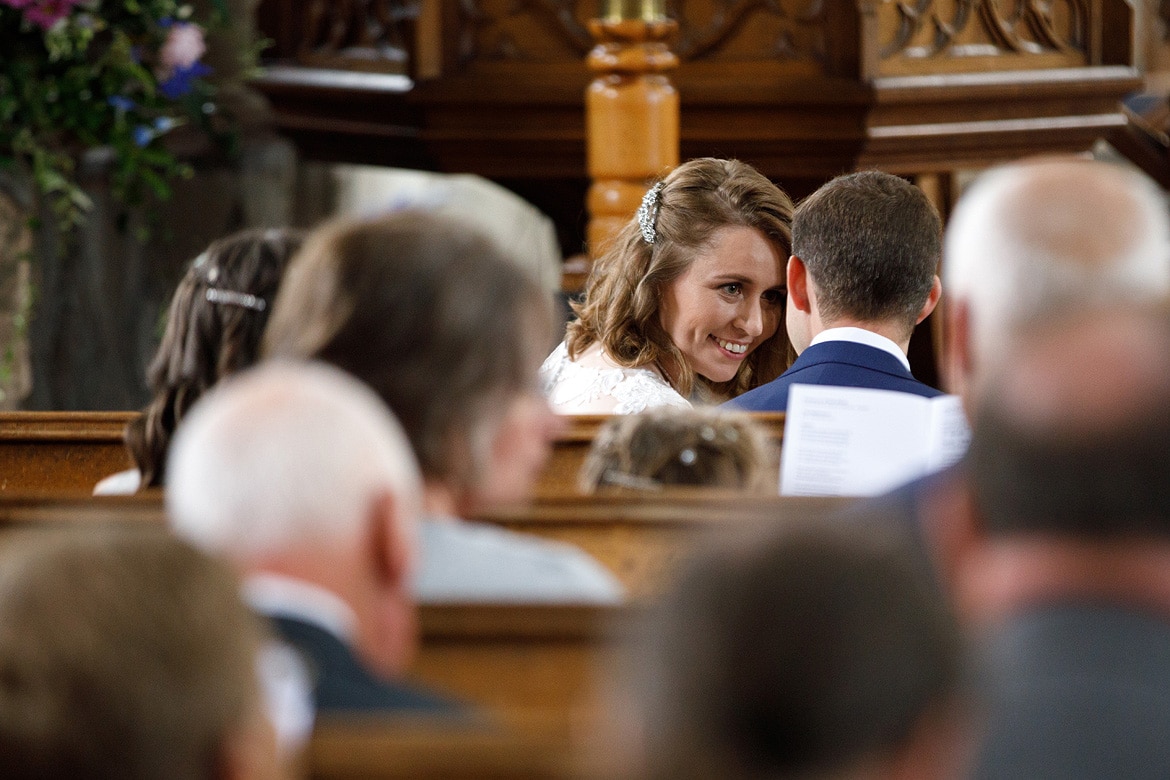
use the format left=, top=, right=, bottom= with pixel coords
left=658, top=226, right=786, bottom=383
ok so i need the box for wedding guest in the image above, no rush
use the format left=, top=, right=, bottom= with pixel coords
left=264, top=213, right=623, bottom=603
left=542, top=158, right=793, bottom=412
left=579, top=407, right=776, bottom=493
left=614, top=521, right=965, bottom=780
left=0, top=530, right=286, bottom=780
left=168, top=361, right=458, bottom=714
left=94, top=227, right=303, bottom=494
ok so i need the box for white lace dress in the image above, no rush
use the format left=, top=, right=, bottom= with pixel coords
left=540, top=341, right=691, bottom=414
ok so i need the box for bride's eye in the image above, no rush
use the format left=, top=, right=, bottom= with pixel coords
left=762, top=288, right=784, bottom=305
left=720, top=283, right=742, bottom=296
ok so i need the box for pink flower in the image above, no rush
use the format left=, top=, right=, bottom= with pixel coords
left=16, top=0, right=81, bottom=30
left=159, top=23, right=206, bottom=72
left=1, top=0, right=38, bottom=10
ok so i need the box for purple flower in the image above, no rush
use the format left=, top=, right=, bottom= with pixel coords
left=107, top=95, right=135, bottom=112
left=16, top=0, right=81, bottom=30
left=160, top=23, right=206, bottom=71
left=0, top=0, right=37, bottom=9
left=158, top=61, right=212, bottom=100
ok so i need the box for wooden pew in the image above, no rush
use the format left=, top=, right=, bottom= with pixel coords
left=0, top=492, right=855, bottom=762
left=0, top=412, right=133, bottom=494
left=310, top=717, right=579, bottom=779
left=0, top=490, right=847, bottom=597
left=0, top=411, right=786, bottom=498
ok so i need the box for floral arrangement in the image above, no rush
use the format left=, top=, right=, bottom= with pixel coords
left=0, top=0, right=229, bottom=235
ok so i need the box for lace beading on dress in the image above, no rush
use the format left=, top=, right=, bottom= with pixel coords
left=540, top=342, right=691, bottom=414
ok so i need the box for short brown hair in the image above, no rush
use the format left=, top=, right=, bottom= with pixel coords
left=636, top=521, right=961, bottom=779
left=794, top=171, right=940, bottom=335
left=568, top=158, right=793, bottom=399
left=579, top=407, right=776, bottom=493
left=128, top=228, right=304, bottom=487
left=263, top=212, right=553, bottom=492
left=0, top=530, right=267, bottom=779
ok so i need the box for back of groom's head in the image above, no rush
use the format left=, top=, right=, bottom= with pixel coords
left=790, top=170, right=941, bottom=345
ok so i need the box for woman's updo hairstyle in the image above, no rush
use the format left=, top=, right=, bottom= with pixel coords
left=567, top=158, right=793, bottom=399
left=579, top=406, right=776, bottom=493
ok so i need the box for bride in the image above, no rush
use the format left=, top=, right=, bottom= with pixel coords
left=542, top=158, right=794, bottom=413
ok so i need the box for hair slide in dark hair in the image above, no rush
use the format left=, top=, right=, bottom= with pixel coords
left=637, top=181, right=665, bottom=244
left=600, top=470, right=663, bottom=492
left=206, top=288, right=267, bottom=312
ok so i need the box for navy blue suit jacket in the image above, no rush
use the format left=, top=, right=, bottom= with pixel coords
left=727, top=340, right=941, bottom=412
left=270, top=615, right=461, bottom=715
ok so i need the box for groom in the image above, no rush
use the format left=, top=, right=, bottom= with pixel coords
left=728, top=171, right=942, bottom=412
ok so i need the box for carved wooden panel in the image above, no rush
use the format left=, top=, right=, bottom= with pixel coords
left=296, top=0, right=418, bottom=73
left=876, top=0, right=1098, bottom=76
left=448, top=0, right=828, bottom=66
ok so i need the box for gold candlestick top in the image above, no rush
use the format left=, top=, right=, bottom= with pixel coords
left=600, top=0, right=666, bottom=23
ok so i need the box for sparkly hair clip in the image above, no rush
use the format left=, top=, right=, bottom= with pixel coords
left=636, top=181, right=665, bottom=244
left=206, top=288, right=267, bottom=312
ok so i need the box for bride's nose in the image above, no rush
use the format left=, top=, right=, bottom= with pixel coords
left=734, top=298, right=764, bottom=338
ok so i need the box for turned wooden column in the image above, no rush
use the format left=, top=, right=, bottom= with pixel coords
left=585, top=0, right=679, bottom=258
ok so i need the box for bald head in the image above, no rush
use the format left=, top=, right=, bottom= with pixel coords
left=167, top=361, right=422, bottom=560
left=970, top=305, right=1170, bottom=538
left=945, top=157, right=1170, bottom=395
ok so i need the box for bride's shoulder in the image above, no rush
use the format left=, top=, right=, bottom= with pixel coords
left=540, top=340, right=689, bottom=414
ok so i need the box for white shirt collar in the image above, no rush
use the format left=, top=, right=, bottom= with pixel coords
left=810, top=327, right=911, bottom=371
left=243, top=572, right=358, bottom=643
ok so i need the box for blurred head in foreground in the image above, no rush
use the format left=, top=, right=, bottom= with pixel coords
left=970, top=303, right=1170, bottom=541
left=263, top=212, right=560, bottom=516
left=943, top=157, right=1170, bottom=408
left=0, top=531, right=278, bottom=780
left=168, top=361, right=422, bottom=680
left=629, top=521, right=965, bottom=779
left=579, top=407, right=776, bottom=493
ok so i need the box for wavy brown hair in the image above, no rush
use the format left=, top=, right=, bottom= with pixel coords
left=126, top=229, right=304, bottom=488
left=567, top=158, right=793, bottom=399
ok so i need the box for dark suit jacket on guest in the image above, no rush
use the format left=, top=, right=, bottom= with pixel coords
left=270, top=615, right=459, bottom=714
left=727, top=340, right=941, bottom=412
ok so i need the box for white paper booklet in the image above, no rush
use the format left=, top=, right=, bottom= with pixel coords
left=779, top=384, right=971, bottom=497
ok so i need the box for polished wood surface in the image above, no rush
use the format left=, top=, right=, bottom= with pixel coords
left=0, top=412, right=133, bottom=494
left=310, top=716, right=579, bottom=779
left=0, top=411, right=786, bottom=498
left=252, top=0, right=1138, bottom=181
left=585, top=18, right=679, bottom=256
left=0, top=487, right=845, bottom=598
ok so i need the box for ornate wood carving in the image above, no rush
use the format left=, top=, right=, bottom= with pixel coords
left=880, top=0, right=1089, bottom=65
left=298, top=0, right=418, bottom=72
left=450, top=0, right=827, bottom=65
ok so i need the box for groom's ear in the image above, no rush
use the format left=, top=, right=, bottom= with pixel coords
left=787, top=255, right=812, bottom=314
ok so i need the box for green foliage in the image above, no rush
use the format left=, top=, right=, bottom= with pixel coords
left=0, top=1, right=226, bottom=239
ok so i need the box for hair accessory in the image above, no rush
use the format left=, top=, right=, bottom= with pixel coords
left=206, top=288, right=267, bottom=312
left=636, top=181, right=665, bottom=244
left=600, top=470, right=663, bottom=492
